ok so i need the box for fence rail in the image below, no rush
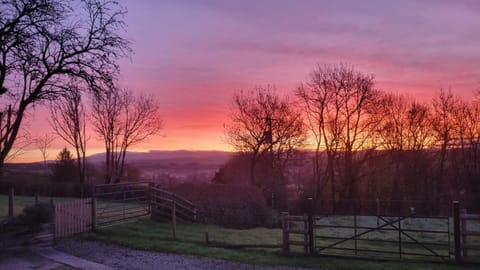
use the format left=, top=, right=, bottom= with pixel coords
left=93, top=182, right=151, bottom=227
left=314, top=213, right=451, bottom=262
left=150, top=185, right=196, bottom=222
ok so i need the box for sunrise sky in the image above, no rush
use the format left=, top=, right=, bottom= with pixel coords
left=14, top=0, right=480, bottom=163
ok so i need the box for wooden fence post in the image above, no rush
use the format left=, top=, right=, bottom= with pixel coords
left=8, top=187, right=14, bottom=218
left=147, top=182, right=152, bottom=215
left=282, top=212, right=290, bottom=254
left=306, top=197, right=314, bottom=254
left=91, top=186, right=97, bottom=231
left=453, top=201, right=462, bottom=264
left=91, top=197, right=97, bottom=231
left=460, top=209, right=467, bottom=257
left=303, top=213, right=308, bottom=254
left=172, top=200, right=176, bottom=240
left=205, top=232, right=209, bottom=245
left=51, top=199, right=56, bottom=240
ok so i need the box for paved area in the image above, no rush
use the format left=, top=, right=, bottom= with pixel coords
left=0, top=247, right=111, bottom=270
left=56, top=239, right=313, bottom=270
left=0, top=248, right=73, bottom=270
left=34, top=247, right=113, bottom=270
left=1, top=240, right=313, bottom=270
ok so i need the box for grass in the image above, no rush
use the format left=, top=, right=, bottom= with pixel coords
left=0, top=194, right=75, bottom=220
left=82, top=218, right=477, bottom=270
left=0, top=194, right=37, bottom=219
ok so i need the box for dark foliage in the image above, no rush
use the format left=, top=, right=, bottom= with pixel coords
left=170, top=183, right=267, bottom=228
left=52, top=147, right=78, bottom=182
left=17, top=203, right=53, bottom=232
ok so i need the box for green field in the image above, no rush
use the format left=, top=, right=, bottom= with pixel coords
left=0, top=194, right=76, bottom=220
left=0, top=194, right=38, bottom=219
left=81, top=218, right=478, bottom=270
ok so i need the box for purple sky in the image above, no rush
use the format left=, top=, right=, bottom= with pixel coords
left=18, top=0, right=480, bottom=162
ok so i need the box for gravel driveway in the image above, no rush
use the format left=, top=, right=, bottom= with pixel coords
left=56, top=239, right=315, bottom=270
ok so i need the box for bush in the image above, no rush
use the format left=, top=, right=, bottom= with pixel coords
left=169, top=183, right=267, bottom=229
left=17, top=203, right=54, bottom=232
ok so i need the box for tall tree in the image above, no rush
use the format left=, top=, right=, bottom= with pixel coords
left=91, top=87, right=122, bottom=184
left=296, top=64, right=379, bottom=210
left=0, top=0, right=130, bottom=177
left=225, top=86, right=306, bottom=191
left=375, top=93, right=434, bottom=212
left=50, top=86, right=88, bottom=187
left=431, top=89, right=459, bottom=203
left=117, top=90, right=163, bottom=182
left=449, top=98, right=480, bottom=203
left=91, top=87, right=163, bottom=183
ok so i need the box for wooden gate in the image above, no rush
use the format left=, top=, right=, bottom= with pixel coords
left=460, top=210, right=480, bottom=263
left=281, top=213, right=309, bottom=254
left=54, top=198, right=93, bottom=238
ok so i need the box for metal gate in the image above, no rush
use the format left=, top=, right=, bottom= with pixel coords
left=314, top=213, right=451, bottom=262
left=93, top=182, right=151, bottom=227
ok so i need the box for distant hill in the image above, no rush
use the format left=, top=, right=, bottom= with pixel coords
left=86, top=150, right=234, bottom=166
left=3, top=150, right=236, bottom=184
left=87, top=150, right=235, bottom=181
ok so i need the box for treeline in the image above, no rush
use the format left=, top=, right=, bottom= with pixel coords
left=223, top=64, right=480, bottom=215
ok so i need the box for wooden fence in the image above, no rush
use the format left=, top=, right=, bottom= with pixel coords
left=460, top=209, right=480, bottom=263
left=282, top=213, right=309, bottom=254
left=93, top=182, right=151, bottom=227
left=150, top=184, right=196, bottom=222
left=54, top=198, right=93, bottom=238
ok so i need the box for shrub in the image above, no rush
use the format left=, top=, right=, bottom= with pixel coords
left=17, top=203, right=54, bottom=232
left=169, top=183, right=267, bottom=229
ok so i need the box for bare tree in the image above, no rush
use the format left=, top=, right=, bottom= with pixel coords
left=33, top=133, right=56, bottom=167
left=449, top=98, right=480, bottom=202
left=91, top=87, right=123, bottom=184
left=375, top=93, right=434, bottom=212
left=91, top=87, right=163, bottom=183
left=0, top=0, right=130, bottom=177
left=50, top=86, right=88, bottom=187
left=431, top=89, right=459, bottom=203
left=296, top=64, right=379, bottom=210
left=116, top=90, right=163, bottom=182
left=375, top=94, right=433, bottom=151
left=225, top=86, right=306, bottom=190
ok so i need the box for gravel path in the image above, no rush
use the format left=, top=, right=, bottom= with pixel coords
left=56, top=239, right=316, bottom=270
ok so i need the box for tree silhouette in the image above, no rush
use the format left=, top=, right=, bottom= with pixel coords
left=91, top=87, right=163, bottom=183
left=33, top=133, right=56, bottom=168
left=50, top=86, right=88, bottom=190
left=225, top=86, right=306, bottom=197
left=296, top=64, right=379, bottom=210
left=53, top=147, right=77, bottom=183
left=0, top=0, right=130, bottom=177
